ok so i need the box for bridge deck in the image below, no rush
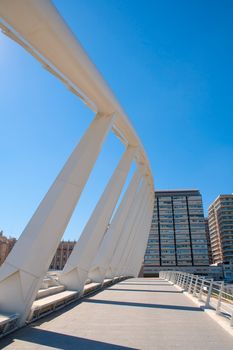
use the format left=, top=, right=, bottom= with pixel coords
left=1, top=278, right=232, bottom=349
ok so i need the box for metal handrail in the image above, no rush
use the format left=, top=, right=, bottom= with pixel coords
left=160, top=270, right=233, bottom=327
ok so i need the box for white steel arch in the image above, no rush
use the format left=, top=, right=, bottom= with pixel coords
left=0, top=0, right=154, bottom=326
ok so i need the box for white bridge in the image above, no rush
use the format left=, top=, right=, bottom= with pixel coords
left=0, top=0, right=154, bottom=328
left=1, top=2, right=233, bottom=349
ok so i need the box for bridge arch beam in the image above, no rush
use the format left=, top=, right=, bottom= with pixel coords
left=0, top=0, right=154, bottom=326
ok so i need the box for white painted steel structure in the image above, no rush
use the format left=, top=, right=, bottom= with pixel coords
left=0, top=0, right=154, bottom=325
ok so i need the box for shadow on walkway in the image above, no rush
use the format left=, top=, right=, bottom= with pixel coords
left=85, top=299, right=203, bottom=312
left=108, top=288, right=182, bottom=293
left=119, top=283, right=170, bottom=286
left=0, top=328, right=134, bottom=350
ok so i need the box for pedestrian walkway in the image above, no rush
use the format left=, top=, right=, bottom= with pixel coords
left=1, top=278, right=233, bottom=349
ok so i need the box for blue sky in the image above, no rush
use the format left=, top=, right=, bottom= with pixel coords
left=1, top=0, right=233, bottom=240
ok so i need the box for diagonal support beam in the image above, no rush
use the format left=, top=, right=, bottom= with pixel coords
left=125, top=191, right=154, bottom=277
left=105, top=177, right=147, bottom=279
left=0, top=113, right=114, bottom=324
left=117, top=180, right=150, bottom=277
left=59, top=146, right=136, bottom=291
left=88, top=164, right=143, bottom=283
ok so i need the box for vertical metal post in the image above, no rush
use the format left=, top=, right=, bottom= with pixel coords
left=198, top=278, right=205, bottom=301
left=173, top=272, right=176, bottom=284
left=183, top=274, right=188, bottom=290
left=205, top=279, right=213, bottom=308
left=180, top=273, right=184, bottom=288
left=178, top=273, right=182, bottom=286
left=230, top=313, right=233, bottom=327
left=193, top=276, right=198, bottom=297
left=216, top=281, right=224, bottom=315
left=172, top=272, right=176, bottom=284
left=169, top=271, right=172, bottom=281
left=181, top=274, right=185, bottom=288
left=180, top=273, right=184, bottom=286
left=186, top=274, right=190, bottom=290
left=188, top=274, right=194, bottom=294
left=185, top=274, right=190, bottom=290
left=182, top=274, right=186, bottom=289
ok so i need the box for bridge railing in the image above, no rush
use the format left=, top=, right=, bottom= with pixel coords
left=160, top=270, right=233, bottom=327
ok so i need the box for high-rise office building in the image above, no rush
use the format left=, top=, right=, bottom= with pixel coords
left=144, top=190, right=209, bottom=276
left=204, top=218, right=213, bottom=264
left=208, top=194, right=233, bottom=265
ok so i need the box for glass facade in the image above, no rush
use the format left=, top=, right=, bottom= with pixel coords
left=144, top=190, right=209, bottom=274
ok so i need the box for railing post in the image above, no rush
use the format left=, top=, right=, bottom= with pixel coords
left=198, top=278, right=205, bottom=301
left=170, top=272, right=174, bottom=284
left=188, top=274, right=194, bottom=294
left=216, top=281, right=224, bottom=315
left=205, top=279, right=213, bottom=308
left=184, top=274, right=188, bottom=288
left=185, top=274, right=190, bottom=291
left=178, top=273, right=181, bottom=286
left=171, top=271, right=174, bottom=284
left=178, top=273, right=182, bottom=286
left=181, top=273, right=185, bottom=287
left=193, top=276, right=198, bottom=297
left=188, top=274, right=192, bottom=290
left=230, top=313, right=233, bottom=327
left=183, top=274, right=187, bottom=290
left=182, top=273, right=186, bottom=288
left=181, top=273, right=185, bottom=289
